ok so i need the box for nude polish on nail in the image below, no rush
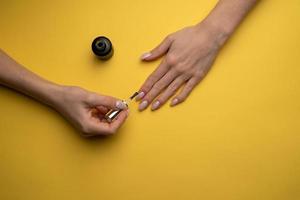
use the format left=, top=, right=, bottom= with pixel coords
left=116, top=100, right=127, bottom=109
left=151, top=101, right=160, bottom=111
left=135, top=91, right=145, bottom=101
left=141, top=52, right=151, bottom=60
left=170, top=98, right=179, bottom=107
left=139, top=100, right=148, bottom=111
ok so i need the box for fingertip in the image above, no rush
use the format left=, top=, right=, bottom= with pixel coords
left=170, top=98, right=179, bottom=107
left=116, top=100, right=127, bottom=110
left=141, top=52, right=152, bottom=60
left=135, top=91, right=145, bottom=101
left=151, top=100, right=160, bottom=111
left=138, top=100, right=148, bottom=111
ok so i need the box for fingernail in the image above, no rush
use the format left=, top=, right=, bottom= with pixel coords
left=116, top=100, right=127, bottom=109
left=141, top=52, right=151, bottom=60
left=151, top=100, right=160, bottom=111
left=135, top=91, right=145, bottom=101
left=170, top=98, right=179, bottom=106
left=139, top=100, right=148, bottom=111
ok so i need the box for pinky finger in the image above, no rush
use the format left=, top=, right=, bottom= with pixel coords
left=170, top=77, right=200, bottom=106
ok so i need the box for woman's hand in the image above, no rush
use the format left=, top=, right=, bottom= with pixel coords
left=136, top=0, right=258, bottom=111
left=0, top=50, right=129, bottom=137
left=136, top=23, right=228, bottom=111
left=53, top=86, right=129, bottom=137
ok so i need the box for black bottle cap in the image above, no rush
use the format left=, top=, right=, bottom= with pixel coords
left=91, top=36, right=114, bottom=60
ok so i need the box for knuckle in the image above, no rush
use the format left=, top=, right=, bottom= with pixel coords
left=186, top=84, right=194, bottom=91
left=173, top=65, right=186, bottom=74
left=171, top=82, right=180, bottom=91
left=184, top=71, right=194, bottom=78
left=141, top=83, right=152, bottom=93
left=143, top=77, right=157, bottom=91
left=152, top=83, right=163, bottom=91
left=165, top=54, right=178, bottom=66
left=147, top=74, right=158, bottom=84
left=196, top=70, right=206, bottom=78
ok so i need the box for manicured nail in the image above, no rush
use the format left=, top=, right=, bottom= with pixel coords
left=170, top=98, right=179, bottom=106
left=116, top=100, right=127, bottom=109
left=141, top=52, right=151, bottom=60
left=139, top=100, right=148, bottom=111
left=135, top=91, right=145, bottom=101
left=151, top=100, right=160, bottom=111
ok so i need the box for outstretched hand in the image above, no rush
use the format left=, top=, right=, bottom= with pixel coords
left=136, top=23, right=227, bottom=111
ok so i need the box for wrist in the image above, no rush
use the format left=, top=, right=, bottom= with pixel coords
left=40, top=82, right=65, bottom=109
left=197, top=0, right=257, bottom=43
left=194, top=19, right=231, bottom=48
left=201, top=13, right=235, bottom=37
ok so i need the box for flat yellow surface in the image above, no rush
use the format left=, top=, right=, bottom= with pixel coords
left=0, top=0, right=300, bottom=199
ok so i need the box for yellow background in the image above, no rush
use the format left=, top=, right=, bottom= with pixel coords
left=0, top=0, right=300, bottom=199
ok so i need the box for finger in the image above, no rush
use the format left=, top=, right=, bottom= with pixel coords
left=141, top=36, right=173, bottom=61
left=139, top=70, right=178, bottom=111
left=93, top=106, right=108, bottom=119
left=86, top=110, right=129, bottom=136
left=151, top=75, right=189, bottom=110
left=136, top=59, right=170, bottom=100
left=108, top=110, right=129, bottom=132
left=87, top=93, right=127, bottom=110
left=96, top=105, right=109, bottom=114
left=170, top=77, right=200, bottom=106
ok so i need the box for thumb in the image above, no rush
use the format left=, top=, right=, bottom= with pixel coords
left=87, top=93, right=127, bottom=110
left=141, top=36, right=173, bottom=61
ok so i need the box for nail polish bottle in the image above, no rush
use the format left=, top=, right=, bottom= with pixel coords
left=91, top=36, right=114, bottom=60
left=105, top=100, right=128, bottom=123
left=105, top=92, right=139, bottom=123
